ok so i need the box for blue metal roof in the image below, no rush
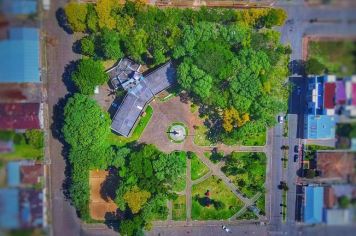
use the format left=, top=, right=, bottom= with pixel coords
left=7, top=162, right=21, bottom=187
left=1, top=0, right=37, bottom=15
left=0, top=188, right=20, bottom=229
left=0, top=27, right=40, bottom=83
left=305, top=114, right=335, bottom=139
left=304, top=186, right=324, bottom=224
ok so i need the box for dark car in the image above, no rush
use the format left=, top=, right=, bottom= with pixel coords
left=294, top=145, right=299, bottom=153
left=294, top=154, right=298, bottom=162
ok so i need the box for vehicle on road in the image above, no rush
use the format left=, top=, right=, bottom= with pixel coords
left=294, top=145, right=299, bottom=153
left=278, top=116, right=284, bottom=123
left=294, top=154, right=298, bottom=162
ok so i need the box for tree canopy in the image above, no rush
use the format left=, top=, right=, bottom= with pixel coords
left=64, top=3, right=87, bottom=32
left=71, top=58, right=108, bottom=95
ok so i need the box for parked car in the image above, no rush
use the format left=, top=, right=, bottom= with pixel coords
left=294, top=145, right=299, bottom=153
left=294, top=154, right=298, bottom=162
left=278, top=116, right=284, bottom=124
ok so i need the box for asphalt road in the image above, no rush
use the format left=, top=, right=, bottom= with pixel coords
left=43, top=0, right=81, bottom=235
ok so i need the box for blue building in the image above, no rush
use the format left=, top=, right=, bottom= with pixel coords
left=303, top=186, right=324, bottom=224
left=1, top=0, right=38, bottom=16
left=0, top=27, right=40, bottom=83
left=304, top=75, right=336, bottom=140
left=0, top=188, right=20, bottom=229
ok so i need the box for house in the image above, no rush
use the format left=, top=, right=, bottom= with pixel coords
left=0, top=83, right=42, bottom=103
left=303, top=186, right=324, bottom=224
left=324, top=186, right=336, bottom=209
left=0, top=140, right=14, bottom=153
left=0, top=103, right=43, bottom=129
left=0, top=188, right=20, bottom=229
left=1, top=0, right=38, bottom=16
left=0, top=27, right=40, bottom=83
left=108, top=58, right=176, bottom=137
left=344, top=76, right=356, bottom=117
left=304, top=75, right=336, bottom=140
left=0, top=188, right=43, bottom=229
left=324, top=208, right=352, bottom=225
left=7, top=161, right=43, bottom=187
left=316, top=151, right=355, bottom=183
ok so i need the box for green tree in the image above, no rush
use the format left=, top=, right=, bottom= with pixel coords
left=71, top=58, right=108, bottom=95
left=95, top=0, right=117, bottom=30
left=124, top=29, right=148, bottom=62
left=338, top=196, right=350, bottom=209
left=123, top=186, right=151, bottom=214
left=119, top=216, right=144, bottom=236
left=24, top=130, right=44, bottom=149
left=80, top=36, right=95, bottom=56
left=304, top=169, right=316, bottom=179
left=86, top=4, right=99, bottom=33
left=263, top=8, right=287, bottom=28
left=64, top=2, right=87, bottom=32
left=62, top=94, right=111, bottom=149
left=98, top=28, right=123, bottom=59
left=305, top=57, right=325, bottom=75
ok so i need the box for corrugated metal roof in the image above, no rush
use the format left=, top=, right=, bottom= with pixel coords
left=1, top=0, right=37, bottom=15
left=7, top=162, right=21, bottom=187
left=0, top=188, right=20, bottom=229
left=0, top=27, right=40, bottom=83
left=335, top=80, right=346, bottom=104
left=304, top=186, right=324, bottom=224
left=0, top=103, right=41, bottom=129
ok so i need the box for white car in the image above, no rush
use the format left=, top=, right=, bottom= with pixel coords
left=278, top=116, right=284, bottom=124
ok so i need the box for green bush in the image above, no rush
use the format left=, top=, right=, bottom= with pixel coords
left=24, top=130, right=44, bottom=149
left=0, top=131, right=15, bottom=141
left=13, top=133, right=26, bottom=145
left=305, top=57, right=325, bottom=75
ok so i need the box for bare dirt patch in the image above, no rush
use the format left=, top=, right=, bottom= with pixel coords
left=89, top=170, right=118, bottom=221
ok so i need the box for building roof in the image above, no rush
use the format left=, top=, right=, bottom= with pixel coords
left=1, top=0, right=37, bottom=15
left=0, top=103, right=41, bottom=129
left=325, top=209, right=352, bottom=225
left=324, top=186, right=336, bottom=208
left=308, top=76, right=325, bottom=115
left=19, top=189, right=43, bottom=228
left=0, top=188, right=20, bottom=229
left=0, top=83, right=42, bottom=103
left=324, top=82, right=335, bottom=109
left=0, top=140, right=14, bottom=153
left=0, top=27, right=40, bottom=83
left=7, top=161, right=21, bottom=187
left=107, top=58, right=141, bottom=89
left=304, top=186, right=324, bottom=224
left=317, top=152, right=355, bottom=183
left=145, top=62, right=176, bottom=95
left=335, top=80, right=346, bottom=105
left=352, top=84, right=356, bottom=106
left=305, top=114, right=335, bottom=139
left=20, top=164, right=43, bottom=185
left=111, top=60, right=176, bottom=137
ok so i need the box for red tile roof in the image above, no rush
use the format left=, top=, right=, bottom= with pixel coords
left=0, top=103, right=40, bottom=129
left=324, top=83, right=336, bottom=109
left=20, top=164, right=43, bottom=185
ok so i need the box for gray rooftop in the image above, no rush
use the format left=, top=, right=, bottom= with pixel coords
left=107, top=58, right=141, bottom=89
left=110, top=60, right=176, bottom=137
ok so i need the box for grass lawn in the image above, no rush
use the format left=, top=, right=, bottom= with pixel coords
left=193, top=125, right=212, bottom=146
left=172, top=195, right=186, bottom=220
left=173, top=152, right=186, bottom=192
left=191, top=175, right=243, bottom=220
left=222, top=152, right=266, bottom=198
left=108, top=105, right=153, bottom=147
left=308, top=41, right=356, bottom=76
left=191, top=153, right=210, bottom=181
left=241, top=130, right=266, bottom=146
left=0, top=144, right=43, bottom=160
left=237, top=210, right=258, bottom=220
left=256, top=195, right=265, bottom=215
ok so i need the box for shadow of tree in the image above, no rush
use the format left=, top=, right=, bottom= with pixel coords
left=55, top=8, right=73, bottom=35
left=288, top=59, right=306, bottom=76
left=62, top=60, right=79, bottom=94
left=104, top=211, right=120, bottom=232
left=50, top=95, right=73, bottom=201
left=100, top=168, right=120, bottom=202
left=72, top=39, right=82, bottom=55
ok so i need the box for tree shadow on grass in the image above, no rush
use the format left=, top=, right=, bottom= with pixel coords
left=55, top=8, right=73, bottom=35
left=104, top=211, right=120, bottom=232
